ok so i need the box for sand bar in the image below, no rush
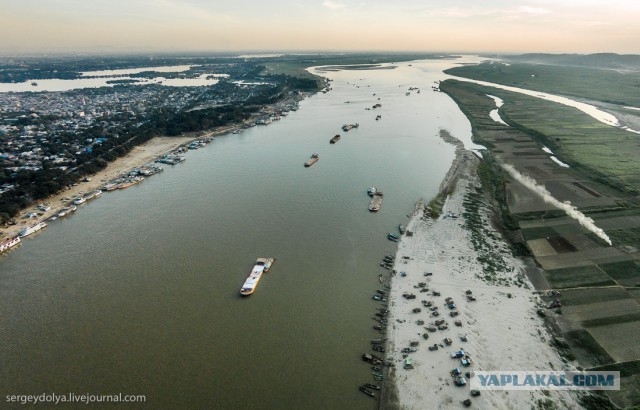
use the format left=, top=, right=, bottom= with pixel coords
left=383, top=131, right=579, bottom=409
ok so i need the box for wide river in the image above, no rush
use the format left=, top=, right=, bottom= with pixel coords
left=1, top=58, right=479, bottom=409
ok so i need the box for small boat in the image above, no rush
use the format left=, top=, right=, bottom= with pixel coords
left=398, top=224, right=406, bottom=234
left=364, top=383, right=381, bottom=391
left=304, top=154, right=319, bottom=167
left=359, top=386, right=375, bottom=397
left=367, top=187, right=377, bottom=196
left=330, top=134, right=341, bottom=144
left=73, top=197, right=86, bottom=205
left=342, top=123, right=359, bottom=132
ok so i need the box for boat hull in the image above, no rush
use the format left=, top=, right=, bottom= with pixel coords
left=240, top=258, right=275, bottom=296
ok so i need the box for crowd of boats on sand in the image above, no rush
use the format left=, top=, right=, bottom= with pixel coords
left=360, top=202, right=484, bottom=407
left=0, top=137, right=216, bottom=255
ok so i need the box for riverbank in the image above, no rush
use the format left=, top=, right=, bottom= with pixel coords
left=0, top=93, right=308, bottom=242
left=384, top=130, right=579, bottom=409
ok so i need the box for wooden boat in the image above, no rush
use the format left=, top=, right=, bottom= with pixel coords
left=304, top=154, right=319, bottom=167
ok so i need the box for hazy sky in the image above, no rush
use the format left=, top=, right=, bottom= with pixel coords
left=1, top=0, right=639, bottom=54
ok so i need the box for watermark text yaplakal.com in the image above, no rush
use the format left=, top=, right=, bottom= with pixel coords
left=470, top=371, right=620, bottom=391
left=6, top=393, right=146, bottom=405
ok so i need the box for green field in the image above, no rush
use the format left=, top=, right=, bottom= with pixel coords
left=563, top=329, right=615, bottom=366
left=445, top=61, right=640, bottom=107
left=545, top=265, right=615, bottom=289
left=599, top=260, right=640, bottom=280
left=440, top=78, right=640, bottom=194
left=560, top=287, right=632, bottom=306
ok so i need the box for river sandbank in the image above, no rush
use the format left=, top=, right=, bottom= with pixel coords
left=384, top=131, right=579, bottom=409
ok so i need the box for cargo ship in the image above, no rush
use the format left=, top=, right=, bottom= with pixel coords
left=240, top=258, right=275, bottom=296
left=304, top=154, right=319, bottom=167
left=0, top=236, right=21, bottom=253
left=19, top=222, right=47, bottom=238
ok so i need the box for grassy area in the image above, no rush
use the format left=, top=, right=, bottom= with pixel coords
left=606, top=227, right=640, bottom=248
left=582, top=313, right=640, bottom=328
left=445, top=61, right=640, bottom=107
left=599, top=260, right=640, bottom=280
left=521, top=226, right=557, bottom=240
left=461, top=187, right=525, bottom=286
left=544, top=265, right=615, bottom=289
left=564, top=329, right=615, bottom=366
left=560, top=287, right=632, bottom=306
left=440, top=79, right=640, bottom=194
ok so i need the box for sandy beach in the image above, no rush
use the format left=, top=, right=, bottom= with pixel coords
left=383, top=131, right=580, bottom=409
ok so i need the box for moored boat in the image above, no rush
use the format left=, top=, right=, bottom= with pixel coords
left=240, top=258, right=275, bottom=296
left=367, top=187, right=377, bottom=196
left=19, top=222, right=47, bottom=238
left=117, top=176, right=144, bottom=189
left=364, top=383, right=381, bottom=391
left=0, top=236, right=21, bottom=253
left=73, top=197, right=86, bottom=205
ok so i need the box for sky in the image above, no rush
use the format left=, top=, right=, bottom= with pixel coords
left=1, top=0, right=639, bottom=54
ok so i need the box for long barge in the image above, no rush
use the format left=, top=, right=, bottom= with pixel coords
left=240, top=258, right=275, bottom=296
left=19, top=222, right=47, bottom=238
left=304, top=154, right=319, bottom=167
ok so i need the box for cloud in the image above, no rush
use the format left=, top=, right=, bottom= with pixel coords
left=516, top=6, right=550, bottom=15
left=322, top=1, right=346, bottom=9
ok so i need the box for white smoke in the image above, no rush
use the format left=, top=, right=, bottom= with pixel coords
left=502, top=164, right=612, bottom=246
